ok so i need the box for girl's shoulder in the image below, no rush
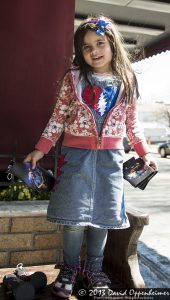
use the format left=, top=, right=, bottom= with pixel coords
left=70, top=65, right=80, bottom=76
left=69, top=66, right=81, bottom=85
left=60, top=67, right=79, bottom=85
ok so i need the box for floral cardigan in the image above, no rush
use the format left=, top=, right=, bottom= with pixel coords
left=35, top=69, right=149, bottom=157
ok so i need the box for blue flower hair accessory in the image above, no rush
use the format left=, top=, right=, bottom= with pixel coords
left=96, top=18, right=110, bottom=36
left=81, top=17, right=112, bottom=36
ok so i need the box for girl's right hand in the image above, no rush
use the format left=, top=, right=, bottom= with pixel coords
left=23, top=150, right=44, bottom=169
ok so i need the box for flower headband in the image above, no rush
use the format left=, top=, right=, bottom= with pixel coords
left=80, top=17, right=112, bottom=36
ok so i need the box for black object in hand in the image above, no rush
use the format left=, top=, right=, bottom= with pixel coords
left=7, top=161, right=55, bottom=192
left=123, top=157, right=158, bottom=190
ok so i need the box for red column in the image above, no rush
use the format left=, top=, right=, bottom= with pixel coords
left=0, top=0, right=75, bottom=166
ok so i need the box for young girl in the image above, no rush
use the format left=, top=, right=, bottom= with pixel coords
left=24, top=15, right=158, bottom=298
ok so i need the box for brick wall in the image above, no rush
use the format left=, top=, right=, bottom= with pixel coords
left=0, top=213, right=63, bottom=268
left=0, top=201, right=88, bottom=268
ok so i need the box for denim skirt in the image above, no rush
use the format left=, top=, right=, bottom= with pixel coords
left=47, top=146, right=130, bottom=229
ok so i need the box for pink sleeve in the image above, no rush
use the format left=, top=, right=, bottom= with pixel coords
left=35, top=72, right=73, bottom=154
left=126, top=90, right=150, bottom=157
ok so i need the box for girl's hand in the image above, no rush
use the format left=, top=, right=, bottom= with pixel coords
left=23, top=150, right=44, bottom=169
left=142, top=153, right=158, bottom=171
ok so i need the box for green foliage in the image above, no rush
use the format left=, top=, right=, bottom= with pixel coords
left=0, top=181, right=50, bottom=201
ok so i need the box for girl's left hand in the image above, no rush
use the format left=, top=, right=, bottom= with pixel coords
left=142, top=153, right=158, bottom=171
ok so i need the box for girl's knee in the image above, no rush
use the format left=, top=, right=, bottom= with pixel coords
left=88, top=226, right=108, bottom=234
left=64, top=225, right=84, bottom=232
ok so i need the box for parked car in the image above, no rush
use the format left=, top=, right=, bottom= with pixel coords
left=123, top=137, right=132, bottom=153
left=158, top=140, right=170, bottom=158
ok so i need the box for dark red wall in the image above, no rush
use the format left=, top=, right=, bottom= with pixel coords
left=0, top=0, right=75, bottom=168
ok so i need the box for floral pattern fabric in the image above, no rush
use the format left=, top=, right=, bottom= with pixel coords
left=37, top=68, right=148, bottom=157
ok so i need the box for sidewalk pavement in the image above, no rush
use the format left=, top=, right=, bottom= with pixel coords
left=124, top=143, right=170, bottom=288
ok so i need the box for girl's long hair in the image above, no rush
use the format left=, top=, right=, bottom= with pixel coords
left=73, top=15, right=139, bottom=103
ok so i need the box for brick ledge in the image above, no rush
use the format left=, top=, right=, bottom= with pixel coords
left=0, top=201, right=49, bottom=217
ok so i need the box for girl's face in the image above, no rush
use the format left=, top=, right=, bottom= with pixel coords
left=82, top=30, right=113, bottom=74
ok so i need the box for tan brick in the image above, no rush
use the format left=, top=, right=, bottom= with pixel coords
left=11, top=217, right=58, bottom=232
left=10, top=249, right=59, bottom=266
left=34, top=233, right=63, bottom=249
left=0, top=234, right=32, bottom=250
left=0, top=252, right=9, bottom=267
left=0, top=218, right=10, bottom=233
